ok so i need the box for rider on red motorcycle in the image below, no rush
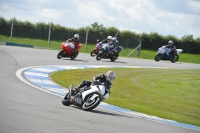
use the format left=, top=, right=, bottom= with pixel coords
left=66, top=34, right=80, bottom=54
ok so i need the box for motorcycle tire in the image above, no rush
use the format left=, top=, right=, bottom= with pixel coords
left=82, top=93, right=102, bottom=111
left=90, top=50, right=97, bottom=57
left=96, top=52, right=104, bottom=61
left=170, top=55, right=179, bottom=63
left=110, top=54, right=118, bottom=61
left=70, top=51, right=79, bottom=60
left=70, top=55, right=75, bottom=60
left=57, top=50, right=65, bottom=59
left=62, top=93, right=71, bottom=106
left=155, top=54, right=161, bottom=61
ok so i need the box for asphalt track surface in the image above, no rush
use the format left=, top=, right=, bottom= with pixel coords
left=0, top=45, right=200, bottom=133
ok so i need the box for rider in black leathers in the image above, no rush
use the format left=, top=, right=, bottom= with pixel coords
left=165, top=40, right=177, bottom=58
left=109, top=37, right=120, bottom=55
left=100, top=36, right=112, bottom=44
left=72, top=70, right=116, bottom=97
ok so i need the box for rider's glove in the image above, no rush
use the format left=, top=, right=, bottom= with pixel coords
left=93, top=80, right=101, bottom=85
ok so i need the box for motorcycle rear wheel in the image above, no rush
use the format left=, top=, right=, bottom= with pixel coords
left=171, top=55, right=179, bottom=63
left=70, top=55, right=75, bottom=60
left=70, top=51, right=79, bottom=60
left=82, top=93, right=101, bottom=111
left=110, top=54, right=118, bottom=61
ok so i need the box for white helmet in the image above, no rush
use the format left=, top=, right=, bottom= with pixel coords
left=107, top=36, right=112, bottom=40
left=168, top=40, right=173, bottom=46
left=74, top=34, right=79, bottom=41
left=106, top=70, right=116, bottom=83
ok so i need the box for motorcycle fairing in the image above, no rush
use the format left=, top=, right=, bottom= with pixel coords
left=81, top=85, right=106, bottom=101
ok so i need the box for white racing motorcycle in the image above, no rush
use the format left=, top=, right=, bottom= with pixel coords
left=154, top=46, right=183, bottom=63
left=62, top=81, right=109, bottom=111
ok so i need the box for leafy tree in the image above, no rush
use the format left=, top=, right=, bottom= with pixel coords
left=87, top=22, right=106, bottom=35
left=181, top=35, right=194, bottom=53
left=90, top=22, right=104, bottom=33
left=120, top=30, right=139, bottom=38
left=0, top=17, right=10, bottom=36
left=107, top=26, right=120, bottom=37
left=181, top=35, right=193, bottom=42
left=0, top=17, right=199, bottom=54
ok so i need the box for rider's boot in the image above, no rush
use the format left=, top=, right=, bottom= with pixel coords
left=70, top=95, right=76, bottom=103
left=71, top=87, right=79, bottom=95
left=63, top=93, right=68, bottom=100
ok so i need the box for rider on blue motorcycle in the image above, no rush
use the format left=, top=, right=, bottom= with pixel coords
left=165, top=40, right=177, bottom=57
left=110, top=37, right=120, bottom=55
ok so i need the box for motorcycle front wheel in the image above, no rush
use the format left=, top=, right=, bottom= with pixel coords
left=57, top=50, right=65, bottom=59
left=62, top=93, right=71, bottom=106
left=90, top=50, right=97, bottom=57
left=96, top=52, right=104, bottom=61
left=155, top=54, right=162, bottom=61
left=82, top=93, right=101, bottom=111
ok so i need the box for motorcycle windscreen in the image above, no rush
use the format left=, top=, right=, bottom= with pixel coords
left=77, top=43, right=82, bottom=50
left=104, top=93, right=109, bottom=99
left=65, top=43, right=75, bottom=49
left=102, top=43, right=110, bottom=50
left=176, top=49, right=183, bottom=54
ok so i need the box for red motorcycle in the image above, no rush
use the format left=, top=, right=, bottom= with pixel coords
left=57, top=41, right=82, bottom=60
left=90, top=42, right=103, bottom=57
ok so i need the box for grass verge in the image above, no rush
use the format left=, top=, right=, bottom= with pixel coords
left=51, top=68, right=200, bottom=126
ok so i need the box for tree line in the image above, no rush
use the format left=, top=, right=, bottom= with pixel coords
left=0, top=17, right=199, bottom=54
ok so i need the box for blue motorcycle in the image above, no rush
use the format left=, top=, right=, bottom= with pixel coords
left=155, top=46, right=183, bottom=63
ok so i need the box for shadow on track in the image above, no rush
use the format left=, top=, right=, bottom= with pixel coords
left=69, top=105, right=134, bottom=118
left=100, top=60, right=127, bottom=64
left=91, top=109, right=134, bottom=118
left=58, top=59, right=88, bottom=62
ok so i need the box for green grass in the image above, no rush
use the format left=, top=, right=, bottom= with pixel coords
left=0, top=34, right=200, bottom=64
left=51, top=68, right=200, bottom=126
